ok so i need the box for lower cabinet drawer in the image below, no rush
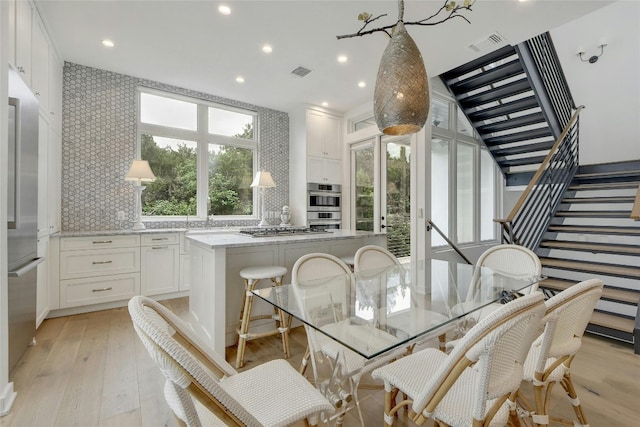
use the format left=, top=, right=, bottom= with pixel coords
left=60, top=273, right=140, bottom=308
left=60, top=248, right=140, bottom=280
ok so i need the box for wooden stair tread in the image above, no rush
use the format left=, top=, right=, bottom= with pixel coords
left=540, top=257, right=640, bottom=278
left=555, top=210, right=630, bottom=217
left=539, top=240, right=640, bottom=255
left=589, top=311, right=635, bottom=333
left=562, top=196, right=635, bottom=203
left=547, top=225, right=640, bottom=235
left=569, top=182, right=640, bottom=190
left=574, top=169, right=640, bottom=179
left=540, top=278, right=639, bottom=304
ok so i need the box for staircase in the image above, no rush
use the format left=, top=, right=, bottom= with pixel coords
left=536, top=161, right=640, bottom=351
left=441, top=33, right=573, bottom=187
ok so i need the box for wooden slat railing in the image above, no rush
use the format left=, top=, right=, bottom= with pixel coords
left=496, top=106, right=585, bottom=249
left=631, top=184, right=640, bottom=220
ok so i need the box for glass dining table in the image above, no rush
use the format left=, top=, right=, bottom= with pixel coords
left=252, top=258, right=543, bottom=424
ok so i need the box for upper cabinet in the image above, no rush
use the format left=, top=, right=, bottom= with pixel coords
left=306, top=109, right=342, bottom=160
left=32, top=14, right=50, bottom=113
left=15, top=0, right=33, bottom=85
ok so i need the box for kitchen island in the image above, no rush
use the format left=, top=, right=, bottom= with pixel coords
left=186, top=229, right=385, bottom=355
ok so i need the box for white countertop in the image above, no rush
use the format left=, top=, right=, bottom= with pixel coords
left=186, top=229, right=383, bottom=249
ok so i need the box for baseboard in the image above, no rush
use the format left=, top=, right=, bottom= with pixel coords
left=0, top=382, right=17, bottom=416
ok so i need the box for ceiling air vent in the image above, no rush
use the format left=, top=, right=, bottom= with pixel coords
left=468, top=32, right=507, bottom=53
left=290, top=66, right=312, bottom=78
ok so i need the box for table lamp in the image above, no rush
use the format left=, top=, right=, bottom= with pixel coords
left=125, top=160, right=156, bottom=230
left=250, top=171, right=276, bottom=227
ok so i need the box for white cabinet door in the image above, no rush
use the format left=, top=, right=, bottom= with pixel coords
left=31, top=15, right=49, bottom=112
left=48, top=50, right=63, bottom=131
left=47, top=128, right=61, bottom=234
left=36, top=236, right=49, bottom=327
left=15, top=0, right=32, bottom=85
left=307, top=157, right=342, bottom=184
left=141, top=244, right=180, bottom=295
left=37, top=115, right=49, bottom=237
left=306, top=109, right=325, bottom=157
left=324, top=113, right=342, bottom=159
left=7, top=0, right=16, bottom=67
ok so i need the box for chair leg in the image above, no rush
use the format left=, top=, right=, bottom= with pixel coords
left=236, top=278, right=256, bottom=369
left=383, top=384, right=395, bottom=427
left=271, top=275, right=291, bottom=359
left=532, top=382, right=551, bottom=427
left=300, top=346, right=311, bottom=375
left=560, top=371, right=589, bottom=426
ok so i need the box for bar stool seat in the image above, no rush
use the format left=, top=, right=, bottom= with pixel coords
left=236, top=265, right=289, bottom=368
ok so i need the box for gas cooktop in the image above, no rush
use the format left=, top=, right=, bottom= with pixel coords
left=239, top=226, right=331, bottom=237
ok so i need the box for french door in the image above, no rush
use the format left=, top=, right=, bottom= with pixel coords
left=351, top=136, right=411, bottom=257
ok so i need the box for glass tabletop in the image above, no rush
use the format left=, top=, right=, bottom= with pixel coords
left=253, top=258, right=542, bottom=360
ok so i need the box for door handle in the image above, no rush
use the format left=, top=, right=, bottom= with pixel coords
left=8, top=257, right=45, bottom=277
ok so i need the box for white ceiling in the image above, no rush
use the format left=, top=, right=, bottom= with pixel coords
left=36, top=0, right=615, bottom=115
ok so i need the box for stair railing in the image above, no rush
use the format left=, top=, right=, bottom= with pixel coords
left=631, top=184, right=640, bottom=220
left=427, top=219, right=472, bottom=265
left=496, top=106, right=585, bottom=249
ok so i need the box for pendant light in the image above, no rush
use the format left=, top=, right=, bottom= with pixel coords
left=374, top=19, right=430, bottom=135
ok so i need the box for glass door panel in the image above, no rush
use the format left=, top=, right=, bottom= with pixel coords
left=431, top=138, right=450, bottom=246
left=354, top=144, right=375, bottom=231
left=456, top=141, right=475, bottom=243
left=383, top=139, right=411, bottom=257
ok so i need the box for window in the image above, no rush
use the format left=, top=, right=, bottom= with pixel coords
left=431, top=93, right=498, bottom=246
left=138, top=89, right=257, bottom=218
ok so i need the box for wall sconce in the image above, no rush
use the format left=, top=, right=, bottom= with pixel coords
left=250, top=171, right=276, bottom=227
left=125, top=160, right=156, bottom=230
left=577, top=42, right=607, bottom=64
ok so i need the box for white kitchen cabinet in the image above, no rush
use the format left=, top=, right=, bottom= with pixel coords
left=48, top=51, right=63, bottom=132
left=140, top=233, right=180, bottom=296
left=307, top=156, right=342, bottom=185
left=36, top=236, right=49, bottom=327
left=59, top=235, right=141, bottom=308
left=306, top=109, right=342, bottom=160
left=31, top=14, right=49, bottom=113
left=179, top=232, right=191, bottom=291
left=47, top=128, right=61, bottom=234
left=15, top=0, right=32, bottom=85
left=7, top=0, right=17, bottom=67
left=37, top=115, right=49, bottom=238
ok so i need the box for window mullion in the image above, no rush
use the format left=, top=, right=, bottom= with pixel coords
left=197, top=104, right=209, bottom=219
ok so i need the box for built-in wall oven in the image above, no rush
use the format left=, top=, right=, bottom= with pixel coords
left=307, top=183, right=341, bottom=230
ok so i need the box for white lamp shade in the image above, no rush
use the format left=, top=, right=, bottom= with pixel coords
left=125, top=160, right=156, bottom=183
left=250, top=171, right=276, bottom=188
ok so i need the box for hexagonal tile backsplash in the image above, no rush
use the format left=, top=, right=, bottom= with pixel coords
left=62, top=62, right=289, bottom=231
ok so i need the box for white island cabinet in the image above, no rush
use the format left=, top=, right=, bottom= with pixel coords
left=187, top=230, right=385, bottom=356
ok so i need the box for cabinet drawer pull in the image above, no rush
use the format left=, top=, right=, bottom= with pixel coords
left=92, top=260, right=113, bottom=265
left=152, top=246, right=168, bottom=250
left=151, top=237, right=168, bottom=241
left=92, top=240, right=113, bottom=244
left=92, top=287, right=113, bottom=293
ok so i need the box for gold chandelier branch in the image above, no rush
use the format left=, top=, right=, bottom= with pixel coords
left=336, top=0, right=475, bottom=40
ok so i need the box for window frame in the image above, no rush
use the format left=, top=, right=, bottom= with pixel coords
left=137, top=87, right=259, bottom=221
left=430, top=92, right=500, bottom=248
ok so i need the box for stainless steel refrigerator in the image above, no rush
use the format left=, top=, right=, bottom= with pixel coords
left=7, top=67, right=43, bottom=373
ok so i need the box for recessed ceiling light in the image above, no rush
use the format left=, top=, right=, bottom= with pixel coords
left=102, top=39, right=114, bottom=48
left=235, top=76, right=245, bottom=83
left=358, top=81, right=366, bottom=88
left=321, top=102, right=329, bottom=107
left=337, top=55, right=348, bottom=63
left=218, top=5, right=231, bottom=15
left=262, top=44, right=273, bottom=54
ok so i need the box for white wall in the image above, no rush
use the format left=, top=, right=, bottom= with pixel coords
left=551, top=1, right=640, bottom=165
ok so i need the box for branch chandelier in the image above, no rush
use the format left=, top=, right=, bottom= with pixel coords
left=337, top=0, right=475, bottom=135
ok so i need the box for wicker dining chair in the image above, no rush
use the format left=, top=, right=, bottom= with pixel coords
left=508, top=278, right=603, bottom=427
left=448, top=244, right=542, bottom=349
left=292, top=252, right=406, bottom=426
left=128, top=296, right=333, bottom=427
left=371, top=292, right=546, bottom=427
left=354, top=245, right=452, bottom=351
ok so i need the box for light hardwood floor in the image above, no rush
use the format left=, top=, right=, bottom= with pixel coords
left=1, top=297, right=639, bottom=426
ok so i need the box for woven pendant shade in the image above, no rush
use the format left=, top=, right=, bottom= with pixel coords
left=374, top=21, right=430, bottom=135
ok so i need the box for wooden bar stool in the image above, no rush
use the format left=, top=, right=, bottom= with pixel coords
left=236, top=265, right=290, bottom=368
